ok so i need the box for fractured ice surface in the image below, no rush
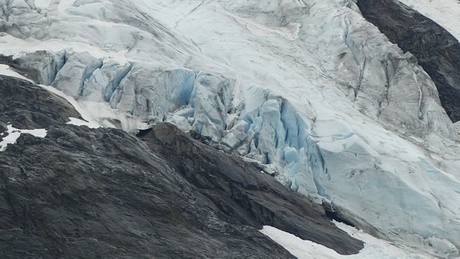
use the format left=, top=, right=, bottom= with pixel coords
left=1, top=0, right=460, bottom=256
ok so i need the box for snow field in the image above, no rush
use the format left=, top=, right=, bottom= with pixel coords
left=260, top=222, right=433, bottom=259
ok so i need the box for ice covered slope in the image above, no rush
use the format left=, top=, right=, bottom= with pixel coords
left=1, top=0, right=460, bottom=257
left=357, top=0, right=460, bottom=123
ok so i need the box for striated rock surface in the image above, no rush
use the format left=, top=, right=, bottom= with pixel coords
left=0, top=75, right=363, bottom=258
left=1, top=0, right=460, bottom=256
left=0, top=75, right=80, bottom=129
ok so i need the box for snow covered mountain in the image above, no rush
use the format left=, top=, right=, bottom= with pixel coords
left=1, top=0, right=460, bottom=258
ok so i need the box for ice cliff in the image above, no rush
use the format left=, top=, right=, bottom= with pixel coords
left=1, top=0, right=460, bottom=257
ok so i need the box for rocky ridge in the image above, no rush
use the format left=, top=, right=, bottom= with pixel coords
left=1, top=0, right=460, bottom=257
left=0, top=75, right=363, bottom=258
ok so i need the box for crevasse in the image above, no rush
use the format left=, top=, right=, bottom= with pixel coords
left=2, top=0, right=460, bottom=257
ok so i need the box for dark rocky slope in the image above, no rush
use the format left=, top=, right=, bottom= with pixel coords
left=0, top=75, right=363, bottom=258
left=0, top=76, right=80, bottom=129
left=356, top=0, right=460, bottom=122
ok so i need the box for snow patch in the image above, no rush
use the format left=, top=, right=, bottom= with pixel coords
left=260, top=223, right=432, bottom=259
left=39, top=84, right=148, bottom=132
left=0, top=124, right=47, bottom=152
left=0, top=64, right=34, bottom=83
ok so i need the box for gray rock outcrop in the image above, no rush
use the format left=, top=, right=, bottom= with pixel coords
left=0, top=75, right=363, bottom=258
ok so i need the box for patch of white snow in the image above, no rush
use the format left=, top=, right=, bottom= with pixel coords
left=39, top=85, right=148, bottom=132
left=0, top=64, right=34, bottom=83
left=260, top=223, right=432, bottom=259
left=0, top=124, right=47, bottom=152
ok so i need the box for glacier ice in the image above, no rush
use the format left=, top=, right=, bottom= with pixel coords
left=2, top=0, right=460, bottom=257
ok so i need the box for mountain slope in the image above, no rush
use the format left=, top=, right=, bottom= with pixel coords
left=0, top=75, right=363, bottom=258
left=1, top=0, right=460, bottom=257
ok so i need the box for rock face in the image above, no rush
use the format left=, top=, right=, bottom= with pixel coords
left=0, top=75, right=80, bottom=129
left=356, top=0, right=460, bottom=122
left=2, top=0, right=460, bottom=256
left=0, top=76, right=363, bottom=258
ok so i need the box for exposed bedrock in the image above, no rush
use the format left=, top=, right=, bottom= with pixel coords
left=2, top=0, right=460, bottom=257
left=356, top=0, right=460, bottom=122
left=0, top=75, right=80, bottom=129
left=0, top=75, right=363, bottom=258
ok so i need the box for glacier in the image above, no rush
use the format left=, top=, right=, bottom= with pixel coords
left=1, top=0, right=460, bottom=257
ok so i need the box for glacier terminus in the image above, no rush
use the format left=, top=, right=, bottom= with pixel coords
left=1, top=0, right=460, bottom=257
